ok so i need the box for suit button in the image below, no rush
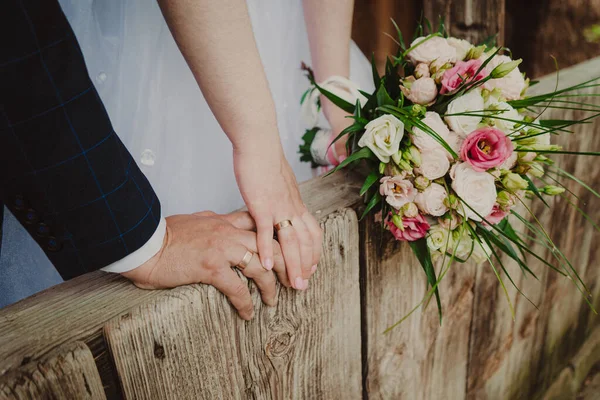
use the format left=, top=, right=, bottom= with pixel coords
left=46, top=237, right=62, bottom=252
left=36, top=222, right=50, bottom=237
left=24, top=208, right=39, bottom=225
left=14, top=195, right=25, bottom=211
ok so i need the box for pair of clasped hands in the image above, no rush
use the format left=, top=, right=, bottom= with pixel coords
left=122, top=148, right=323, bottom=320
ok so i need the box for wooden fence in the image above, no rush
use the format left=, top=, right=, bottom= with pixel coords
left=0, top=58, right=599, bottom=400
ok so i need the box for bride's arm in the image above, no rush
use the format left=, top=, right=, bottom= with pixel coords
left=303, top=0, right=355, bottom=158
left=156, top=0, right=321, bottom=290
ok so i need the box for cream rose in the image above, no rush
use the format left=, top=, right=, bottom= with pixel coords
left=407, top=36, right=457, bottom=65
left=417, top=148, right=451, bottom=180
left=453, top=231, right=475, bottom=260
left=358, top=115, right=405, bottom=163
left=411, top=112, right=451, bottom=152
left=427, top=225, right=453, bottom=252
left=487, top=101, right=522, bottom=133
left=471, top=238, right=492, bottom=263
left=447, top=37, right=472, bottom=61
left=451, top=162, right=497, bottom=221
left=301, top=76, right=368, bottom=128
left=444, top=89, right=485, bottom=137
left=415, top=182, right=449, bottom=217
left=484, top=55, right=527, bottom=100
left=379, top=176, right=417, bottom=210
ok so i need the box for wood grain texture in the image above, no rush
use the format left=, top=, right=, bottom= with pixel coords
left=0, top=342, right=106, bottom=400
left=104, top=209, right=361, bottom=400
left=423, top=0, right=506, bottom=45
left=362, top=216, right=477, bottom=400
left=0, top=171, right=363, bottom=378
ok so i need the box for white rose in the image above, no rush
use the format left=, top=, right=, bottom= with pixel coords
left=301, top=76, right=368, bottom=128
left=446, top=131, right=464, bottom=160
left=411, top=112, right=451, bottom=152
left=452, top=231, right=474, bottom=260
left=451, top=162, right=496, bottom=221
left=447, top=37, right=472, bottom=61
left=358, top=115, right=405, bottom=163
left=407, top=36, right=457, bottom=65
left=445, top=89, right=485, bottom=137
left=427, top=225, right=453, bottom=252
left=471, top=237, right=492, bottom=263
left=417, top=148, right=450, bottom=180
left=484, top=55, right=526, bottom=100
left=487, top=101, right=522, bottom=133
left=415, top=63, right=431, bottom=78
left=403, top=77, right=438, bottom=105
left=415, top=182, right=449, bottom=217
left=499, top=151, right=518, bottom=170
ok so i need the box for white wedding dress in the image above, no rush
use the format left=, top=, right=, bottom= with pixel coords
left=0, top=0, right=373, bottom=307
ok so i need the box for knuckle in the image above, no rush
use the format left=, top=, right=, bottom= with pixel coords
left=233, top=282, right=249, bottom=298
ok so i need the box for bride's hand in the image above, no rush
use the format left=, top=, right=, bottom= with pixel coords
left=233, top=145, right=322, bottom=291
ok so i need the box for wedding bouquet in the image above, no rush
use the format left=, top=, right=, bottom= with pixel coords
left=299, top=20, right=600, bottom=323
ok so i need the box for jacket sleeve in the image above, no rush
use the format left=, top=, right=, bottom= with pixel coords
left=0, top=0, right=162, bottom=280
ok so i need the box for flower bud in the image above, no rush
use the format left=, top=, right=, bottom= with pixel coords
left=391, top=214, right=404, bottom=231
left=408, top=146, right=422, bottom=167
left=542, top=185, right=565, bottom=196
left=398, top=159, right=413, bottom=173
left=414, top=63, right=430, bottom=79
left=502, top=173, right=529, bottom=192
left=443, top=194, right=459, bottom=209
left=379, top=162, right=386, bottom=174
left=496, top=190, right=516, bottom=209
left=528, top=162, right=544, bottom=178
left=438, top=212, right=461, bottom=230
left=392, top=151, right=402, bottom=165
left=466, top=45, right=486, bottom=60
left=415, top=175, right=430, bottom=191
left=411, top=104, right=426, bottom=117
left=519, top=152, right=537, bottom=163
left=490, top=59, right=523, bottom=79
left=402, top=202, right=419, bottom=218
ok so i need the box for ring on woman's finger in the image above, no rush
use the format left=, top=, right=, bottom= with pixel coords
left=237, top=250, right=254, bottom=269
left=274, top=220, right=293, bottom=231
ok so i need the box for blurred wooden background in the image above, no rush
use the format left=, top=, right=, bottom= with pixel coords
left=353, top=0, right=600, bottom=78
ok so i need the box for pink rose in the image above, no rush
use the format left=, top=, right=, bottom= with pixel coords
left=440, top=59, right=488, bottom=94
left=484, top=203, right=508, bottom=226
left=460, top=127, right=514, bottom=172
left=386, top=213, right=430, bottom=242
left=379, top=176, right=417, bottom=210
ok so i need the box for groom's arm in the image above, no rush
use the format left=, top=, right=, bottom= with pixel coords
left=0, top=0, right=165, bottom=279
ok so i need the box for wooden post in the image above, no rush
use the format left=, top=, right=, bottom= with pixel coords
left=423, top=0, right=506, bottom=45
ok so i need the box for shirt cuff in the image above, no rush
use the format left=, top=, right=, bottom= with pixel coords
left=101, top=216, right=167, bottom=273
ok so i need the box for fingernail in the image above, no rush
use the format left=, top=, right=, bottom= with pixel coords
left=311, top=264, right=317, bottom=274
left=295, top=277, right=304, bottom=290
left=303, top=279, right=309, bottom=290
left=263, top=258, right=273, bottom=271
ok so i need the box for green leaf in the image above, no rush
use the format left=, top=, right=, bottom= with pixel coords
left=298, top=128, right=320, bottom=168
left=360, top=171, right=380, bottom=197
left=477, top=225, right=537, bottom=279
left=314, top=83, right=355, bottom=114
left=324, top=146, right=375, bottom=177
left=409, top=239, right=443, bottom=324
left=376, top=83, right=395, bottom=107
left=521, top=174, right=550, bottom=208
left=360, top=192, right=382, bottom=220
left=391, top=18, right=406, bottom=50
left=371, top=54, right=381, bottom=89
left=300, top=88, right=312, bottom=105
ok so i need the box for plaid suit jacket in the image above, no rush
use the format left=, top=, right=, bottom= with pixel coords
left=0, top=0, right=162, bottom=279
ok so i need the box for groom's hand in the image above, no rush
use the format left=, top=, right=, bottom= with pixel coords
left=121, top=211, right=290, bottom=320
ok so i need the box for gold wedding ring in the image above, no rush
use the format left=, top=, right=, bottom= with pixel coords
left=237, top=250, right=254, bottom=269
left=274, top=220, right=293, bottom=231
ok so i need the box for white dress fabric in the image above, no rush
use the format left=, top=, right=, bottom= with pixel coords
left=0, top=0, right=374, bottom=307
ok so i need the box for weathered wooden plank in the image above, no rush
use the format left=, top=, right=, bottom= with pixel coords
left=0, top=171, right=363, bottom=378
left=423, top=0, right=506, bottom=45
left=104, top=209, right=361, bottom=399
left=362, top=215, right=477, bottom=400
left=0, top=342, right=105, bottom=400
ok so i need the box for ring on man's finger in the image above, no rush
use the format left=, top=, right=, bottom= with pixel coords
left=237, top=250, right=254, bottom=269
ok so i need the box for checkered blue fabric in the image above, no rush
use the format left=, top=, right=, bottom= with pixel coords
left=0, top=0, right=161, bottom=279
